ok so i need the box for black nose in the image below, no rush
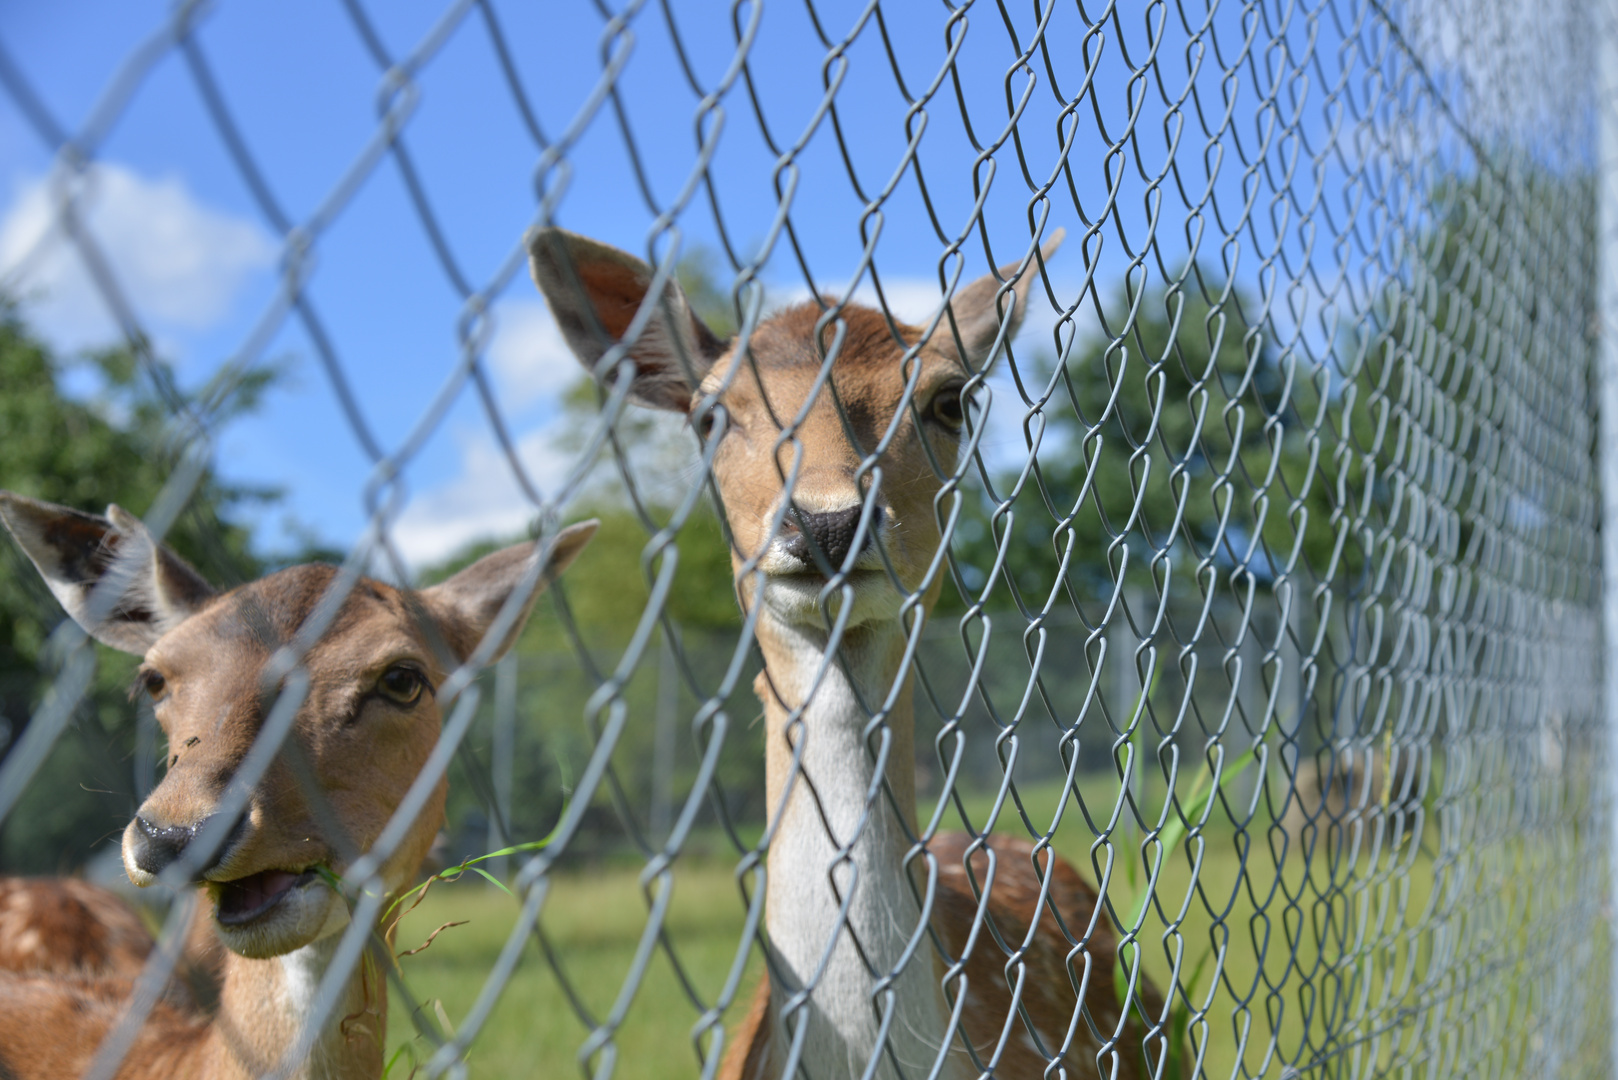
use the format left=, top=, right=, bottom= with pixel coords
left=783, top=506, right=877, bottom=571
left=130, top=812, right=242, bottom=879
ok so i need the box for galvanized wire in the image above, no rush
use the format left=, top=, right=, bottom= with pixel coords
left=0, top=0, right=1608, bottom=1078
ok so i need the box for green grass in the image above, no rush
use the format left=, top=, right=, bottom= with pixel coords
left=382, top=780, right=1442, bottom=1079
left=384, top=860, right=765, bottom=1080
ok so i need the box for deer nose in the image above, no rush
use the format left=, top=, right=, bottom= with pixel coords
left=129, top=812, right=243, bottom=879
left=783, top=506, right=878, bottom=571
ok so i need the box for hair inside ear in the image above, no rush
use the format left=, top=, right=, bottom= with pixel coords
left=0, top=492, right=214, bottom=654
left=944, top=228, right=1065, bottom=371
left=528, top=228, right=728, bottom=413
left=421, top=519, right=599, bottom=661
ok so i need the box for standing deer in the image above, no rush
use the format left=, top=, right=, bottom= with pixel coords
left=530, top=229, right=1176, bottom=1080
left=0, top=491, right=595, bottom=1079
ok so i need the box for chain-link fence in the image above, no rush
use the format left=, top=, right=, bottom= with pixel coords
left=0, top=0, right=1609, bottom=1077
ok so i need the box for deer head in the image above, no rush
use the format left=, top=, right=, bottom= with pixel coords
left=529, top=228, right=1061, bottom=633
left=0, top=492, right=595, bottom=961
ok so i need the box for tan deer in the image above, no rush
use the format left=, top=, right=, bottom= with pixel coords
left=0, top=491, right=595, bottom=1079
left=531, top=229, right=1176, bottom=1080
left=1279, top=746, right=1422, bottom=858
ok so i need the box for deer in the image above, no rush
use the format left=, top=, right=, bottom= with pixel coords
left=0, top=490, right=595, bottom=1079
left=530, top=229, right=1179, bottom=1080
left=1278, top=745, right=1423, bottom=859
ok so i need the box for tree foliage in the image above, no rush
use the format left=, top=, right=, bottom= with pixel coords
left=0, top=304, right=275, bottom=871
left=940, top=269, right=1301, bottom=619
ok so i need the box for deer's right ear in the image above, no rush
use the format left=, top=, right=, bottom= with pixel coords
left=527, top=228, right=728, bottom=413
left=941, top=228, right=1065, bottom=373
left=421, top=518, right=599, bottom=661
left=0, top=492, right=215, bottom=655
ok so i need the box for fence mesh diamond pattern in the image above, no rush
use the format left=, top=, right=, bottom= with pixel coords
left=0, top=0, right=1609, bottom=1077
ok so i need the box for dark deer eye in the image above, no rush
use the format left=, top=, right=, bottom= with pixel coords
left=138, top=669, right=166, bottom=700
left=929, top=385, right=966, bottom=430
left=692, top=403, right=718, bottom=440
left=377, top=664, right=427, bottom=707
left=693, top=403, right=725, bottom=443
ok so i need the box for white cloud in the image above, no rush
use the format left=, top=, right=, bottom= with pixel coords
left=0, top=163, right=275, bottom=351
left=485, top=297, right=582, bottom=412
left=389, top=408, right=706, bottom=569
left=388, top=426, right=583, bottom=567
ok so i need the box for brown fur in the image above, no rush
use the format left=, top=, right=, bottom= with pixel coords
left=0, top=879, right=155, bottom=980
left=0, top=879, right=221, bottom=1012
left=931, top=833, right=1167, bottom=1076
left=0, top=973, right=209, bottom=1078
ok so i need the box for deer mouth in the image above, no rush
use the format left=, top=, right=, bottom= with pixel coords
left=215, top=868, right=320, bottom=926
left=761, top=547, right=888, bottom=582
left=776, top=567, right=885, bottom=585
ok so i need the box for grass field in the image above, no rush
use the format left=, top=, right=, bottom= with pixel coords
left=383, top=859, right=766, bottom=1079
left=382, top=780, right=1444, bottom=1079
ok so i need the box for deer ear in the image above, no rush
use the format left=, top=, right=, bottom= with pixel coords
left=941, top=228, right=1065, bottom=371
left=421, top=519, right=598, bottom=661
left=528, top=228, right=729, bottom=412
left=0, top=491, right=216, bottom=655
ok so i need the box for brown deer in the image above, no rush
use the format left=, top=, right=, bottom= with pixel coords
left=1279, top=746, right=1422, bottom=859
left=0, top=491, right=595, bottom=1079
left=531, top=229, right=1177, bottom=1080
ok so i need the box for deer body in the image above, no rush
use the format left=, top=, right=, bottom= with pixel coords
left=0, top=937, right=370, bottom=1080
left=0, top=877, right=221, bottom=1012
left=0, top=492, right=595, bottom=1079
left=532, top=229, right=1171, bottom=1079
left=0, top=878, right=163, bottom=981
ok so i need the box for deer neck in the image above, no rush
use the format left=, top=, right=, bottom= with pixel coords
left=201, top=921, right=384, bottom=1080
left=756, top=617, right=958, bottom=1080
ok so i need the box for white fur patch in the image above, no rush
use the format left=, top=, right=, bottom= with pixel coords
left=764, top=625, right=967, bottom=1080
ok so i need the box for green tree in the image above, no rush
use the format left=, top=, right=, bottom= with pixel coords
left=930, top=167, right=1595, bottom=774
left=942, top=269, right=1296, bottom=620
left=0, top=304, right=275, bottom=871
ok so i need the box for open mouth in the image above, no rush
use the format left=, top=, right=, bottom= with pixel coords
left=215, top=868, right=319, bottom=926
left=770, top=567, right=885, bottom=585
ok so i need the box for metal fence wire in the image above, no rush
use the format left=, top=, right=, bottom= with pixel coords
left=0, top=0, right=1609, bottom=1077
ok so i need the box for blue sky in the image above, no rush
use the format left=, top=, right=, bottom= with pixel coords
left=0, top=0, right=1377, bottom=567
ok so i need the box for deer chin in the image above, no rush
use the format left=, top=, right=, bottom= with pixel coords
left=749, top=569, right=905, bottom=630
left=748, top=540, right=910, bottom=630
left=208, top=867, right=349, bottom=960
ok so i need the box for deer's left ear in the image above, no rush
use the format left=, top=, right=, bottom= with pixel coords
left=940, top=228, right=1064, bottom=372
left=0, top=491, right=216, bottom=655
left=421, top=519, right=599, bottom=661
left=528, top=228, right=729, bottom=413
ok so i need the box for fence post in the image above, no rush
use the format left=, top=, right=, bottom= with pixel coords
left=487, top=649, right=517, bottom=883
left=1599, top=0, right=1618, bottom=1058
left=650, top=630, right=679, bottom=842
left=1110, top=592, right=1138, bottom=800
